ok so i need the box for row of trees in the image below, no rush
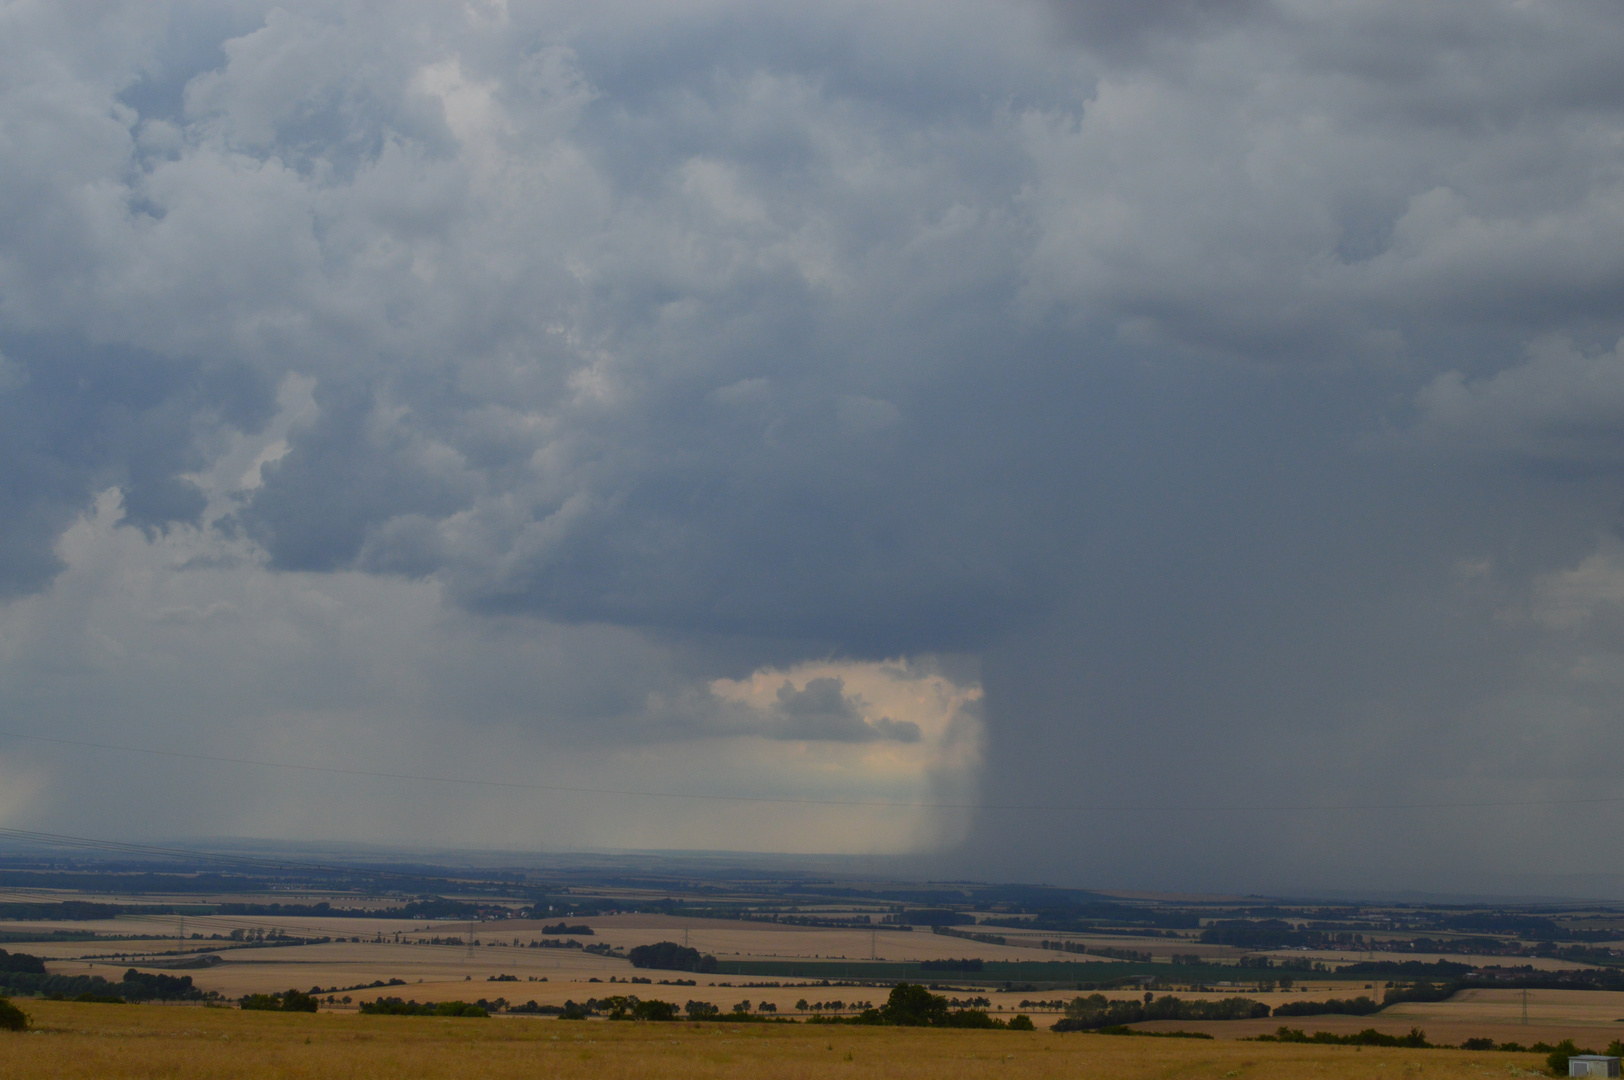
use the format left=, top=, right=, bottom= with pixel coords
left=1255, top=1026, right=1431, bottom=1047
left=808, top=983, right=1034, bottom=1030
left=491, top=986, right=1028, bottom=1029
left=357, top=998, right=488, bottom=1017
left=1051, top=993, right=1270, bottom=1031
left=919, top=958, right=982, bottom=971
left=0, top=964, right=205, bottom=1003
left=932, top=926, right=1008, bottom=946
left=240, top=989, right=319, bottom=1013
left=1271, top=995, right=1379, bottom=1017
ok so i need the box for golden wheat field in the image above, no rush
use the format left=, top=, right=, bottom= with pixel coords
left=0, top=1000, right=1556, bottom=1080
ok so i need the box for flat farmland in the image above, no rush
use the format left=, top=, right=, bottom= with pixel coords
left=9, top=911, right=1171, bottom=1008
left=10, top=871, right=1624, bottom=1053
left=17, top=910, right=1624, bottom=1034
left=0, top=999, right=1556, bottom=1080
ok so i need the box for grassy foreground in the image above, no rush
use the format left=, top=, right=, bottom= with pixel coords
left=1, top=1000, right=1553, bottom=1080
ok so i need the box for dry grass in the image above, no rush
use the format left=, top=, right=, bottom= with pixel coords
left=0, top=1000, right=1555, bottom=1080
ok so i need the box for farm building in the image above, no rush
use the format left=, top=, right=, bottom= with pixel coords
left=1569, top=1056, right=1621, bottom=1078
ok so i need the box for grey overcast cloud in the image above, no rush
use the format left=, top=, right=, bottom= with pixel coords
left=2, top=0, right=1624, bottom=895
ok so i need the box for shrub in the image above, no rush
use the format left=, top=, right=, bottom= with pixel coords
left=281, top=989, right=320, bottom=1013
left=239, top=994, right=283, bottom=1011
left=1547, top=1039, right=1584, bottom=1077
left=1008, top=1014, right=1035, bottom=1031
left=0, top=997, right=28, bottom=1032
left=632, top=1000, right=679, bottom=1021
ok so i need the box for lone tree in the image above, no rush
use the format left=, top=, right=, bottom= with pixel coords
left=879, top=983, right=950, bottom=1027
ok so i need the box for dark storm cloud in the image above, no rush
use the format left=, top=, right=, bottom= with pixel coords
left=0, top=336, right=271, bottom=595
left=240, top=378, right=479, bottom=573
left=204, top=0, right=1624, bottom=656
left=1040, top=0, right=1274, bottom=50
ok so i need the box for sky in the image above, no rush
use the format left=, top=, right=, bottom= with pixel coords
left=3, top=0, right=1624, bottom=896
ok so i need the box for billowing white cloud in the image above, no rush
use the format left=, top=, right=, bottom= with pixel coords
left=1527, top=537, right=1624, bottom=632
left=711, top=661, right=982, bottom=749
left=1410, top=336, right=1624, bottom=469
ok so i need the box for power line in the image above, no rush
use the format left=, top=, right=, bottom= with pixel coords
left=0, top=726, right=1621, bottom=815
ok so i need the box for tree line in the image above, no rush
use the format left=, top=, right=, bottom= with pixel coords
left=1051, top=993, right=1270, bottom=1031
left=357, top=998, right=488, bottom=1017
left=240, top=989, right=320, bottom=1013
left=806, top=983, right=1033, bottom=1029
left=0, top=952, right=205, bottom=1003
left=430, top=985, right=1030, bottom=1029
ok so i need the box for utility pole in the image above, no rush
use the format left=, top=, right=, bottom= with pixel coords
left=1522, top=988, right=1529, bottom=1026
left=178, top=915, right=184, bottom=952
left=870, top=928, right=877, bottom=961
left=467, top=920, right=475, bottom=959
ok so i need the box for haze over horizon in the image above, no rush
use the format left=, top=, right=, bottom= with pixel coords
left=3, top=0, right=1624, bottom=898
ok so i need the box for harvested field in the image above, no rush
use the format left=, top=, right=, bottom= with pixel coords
left=0, top=1000, right=1555, bottom=1080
